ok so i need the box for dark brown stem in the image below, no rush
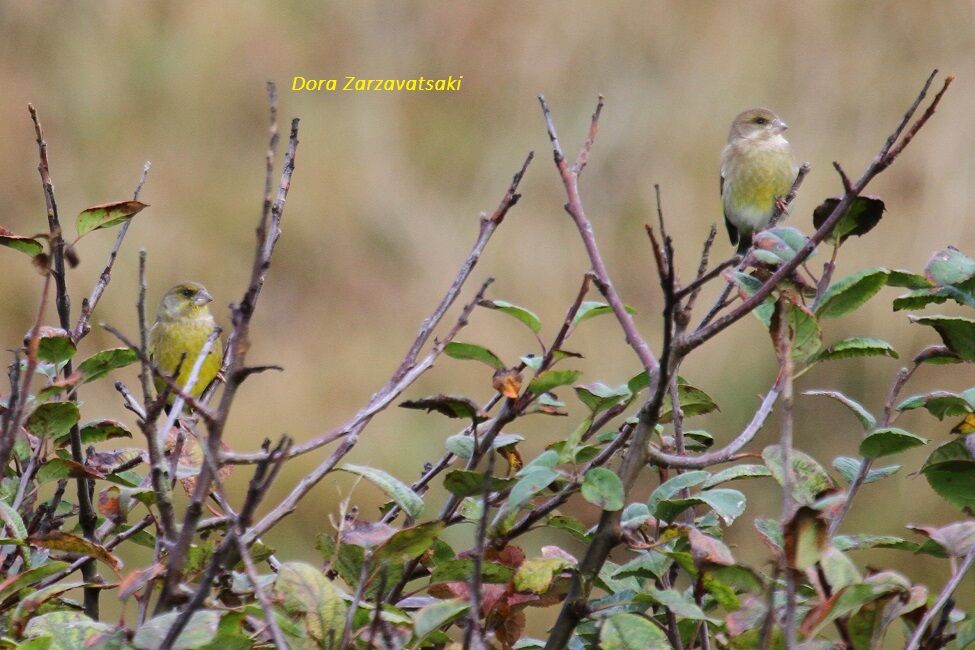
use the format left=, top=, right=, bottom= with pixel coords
left=28, top=103, right=100, bottom=619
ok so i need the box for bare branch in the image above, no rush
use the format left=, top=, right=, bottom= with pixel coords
left=905, top=546, right=975, bottom=650
left=538, top=94, right=659, bottom=376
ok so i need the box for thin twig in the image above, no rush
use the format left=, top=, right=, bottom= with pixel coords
left=221, top=154, right=534, bottom=466
left=72, top=161, right=151, bottom=341
left=29, top=103, right=101, bottom=619
left=905, top=546, right=975, bottom=650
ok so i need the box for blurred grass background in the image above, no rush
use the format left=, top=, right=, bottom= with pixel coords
left=1, top=0, right=973, bottom=634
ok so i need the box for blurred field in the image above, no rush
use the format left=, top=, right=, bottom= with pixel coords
left=1, top=0, right=973, bottom=630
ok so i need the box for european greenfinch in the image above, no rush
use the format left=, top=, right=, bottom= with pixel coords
left=148, top=282, right=223, bottom=404
left=720, top=108, right=797, bottom=254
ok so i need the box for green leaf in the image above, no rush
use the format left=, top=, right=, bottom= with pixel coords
left=643, top=587, right=717, bottom=622
left=659, top=381, right=719, bottom=423
left=811, top=337, right=898, bottom=362
left=442, top=470, right=516, bottom=498
left=443, top=432, right=522, bottom=459
left=887, top=269, right=933, bottom=289
left=574, top=382, right=631, bottom=414
left=896, top=390, right=975, bottom=420
left=859, top=427, right=927, bottom=459
left=803, top=390, right=876, bottom=430
left=762, top=445, right=835, bottom=505
left=921, top=437, right=975, bottom=512
left=892, top=287, right=953, bottom=312
left=76, top=200, right=148, bottom=237
left=909, top=315, right=975, bottom=361
left=0, top=561, right=70, bottom=602
left=0, top=226, right=44, bottom=257
left=273, top=562, right=346, bottom=643
left=833, top=534, right=919, bottom=553
left=430, top=559, right=513, bottom=585
left=832, top=457, right=900, bottom=485
left=572, top=301, right=637, bottom=326
left=528, top=369, right=582, bottom=394
left=815, top=268, right=889, bottom=319
left=648, top=471, right=710, bottom=510
left=374, top=521, right=444, bottom=565
left=399, top=394, right=486, bottom=421
left=507, top=467, right=560, bottom=511
left=479, top=299, right=541, bottom=333
left=581, top=468, right=624, bottom=511
left=133, top=610, right=220, bottom=650
left=25, top=611, right=113, bottom=649
left=26, top=402, right=80, bottom=439
left=786, top=304, right=823, bottom=360
left=36, top=327, right=76, bottom=363
left=545, top=515, right=590, bottom=542
left=620, top=503, right=653, bottom=529
left=820, top=546, right=861, bottom=591
left=612, top=551, right=670, bottom=580
left=514, top=557, right=573, bottom=593
left=77, top=347, right=138, bottom=382
left=0, top=498, right=28, bottom=540
left=703, top=464, right=772, bottom=488
left=812, top=195, right=885, bottom=244
left=926, top=247, right=975, bottom=287
left=339, top=464, right=424, bottom=519
left=55, top=419, right=133, bottom=448
left=35, top=458, right=103, bottom=483
left=599, top=612, right=669, bottom=649
left=443, top=342, right=505, bottom=370
left=752, top=227, right=807, bottom=265
left=412, top=598, right=469, bottom=642
left=754, top=517, right=783, bottom=550
left=656, top=488, right=747, bottom=525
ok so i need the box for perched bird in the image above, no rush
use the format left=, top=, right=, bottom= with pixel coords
left=148, top=282, right=223, bottom=405
left=720, top=107, right=797, bottom=254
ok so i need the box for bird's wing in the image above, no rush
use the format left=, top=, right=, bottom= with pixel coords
left=147, top=322, right=160, bottom=360
left=719, top=168, right=740, bottom=247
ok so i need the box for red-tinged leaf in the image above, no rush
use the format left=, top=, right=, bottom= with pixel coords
left=0, top=561, right=71, bottom=603
left=97, top=486, right=124, bottom=523
left=119, top=563, right=166, bottom=601
left=36, top=458, right=106, bottom=483
left=35, top=326, right=76, bottom=363
left=907, top=521, right=975, bottom=557
left=0, top=226, right=43, bottom=257
left=686, top=527, right=735, bottom=566
left=29, top=531, right=122, bottom=574
left=784, top=507, right=827, bottom=570
left=493, top=368, right=523, bottom=399
left=339, top=520, right=399, bottom=549
left=76, top=200, right=148, bottom=237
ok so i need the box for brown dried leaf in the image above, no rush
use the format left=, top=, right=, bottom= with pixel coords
left=29, top=531, right=122, bottom=574
left=493, top=368, right=523, bottom=399
left=118, top=563, right=165, bottom=601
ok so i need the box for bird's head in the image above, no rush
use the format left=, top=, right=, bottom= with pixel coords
left=728, top=108, right=788, bottom=143
left=157, top=282, right=214, bottom=321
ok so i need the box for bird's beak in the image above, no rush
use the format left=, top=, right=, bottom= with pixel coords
left=194, top=289, right=213, bottom=306
left=772, top=118, right=788, bottom=133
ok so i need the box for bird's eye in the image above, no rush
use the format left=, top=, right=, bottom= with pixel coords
left=181, top=289, right=194, bottom=298
left=754, top=117, right=769, bottom=125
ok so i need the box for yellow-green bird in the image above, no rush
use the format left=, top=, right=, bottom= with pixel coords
left=720, top=107, right=797, bottom=254
left=148, top=282, right=223, bottom=404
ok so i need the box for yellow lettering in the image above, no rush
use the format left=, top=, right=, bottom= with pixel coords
left=291, top=76, right=307, bottom=91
